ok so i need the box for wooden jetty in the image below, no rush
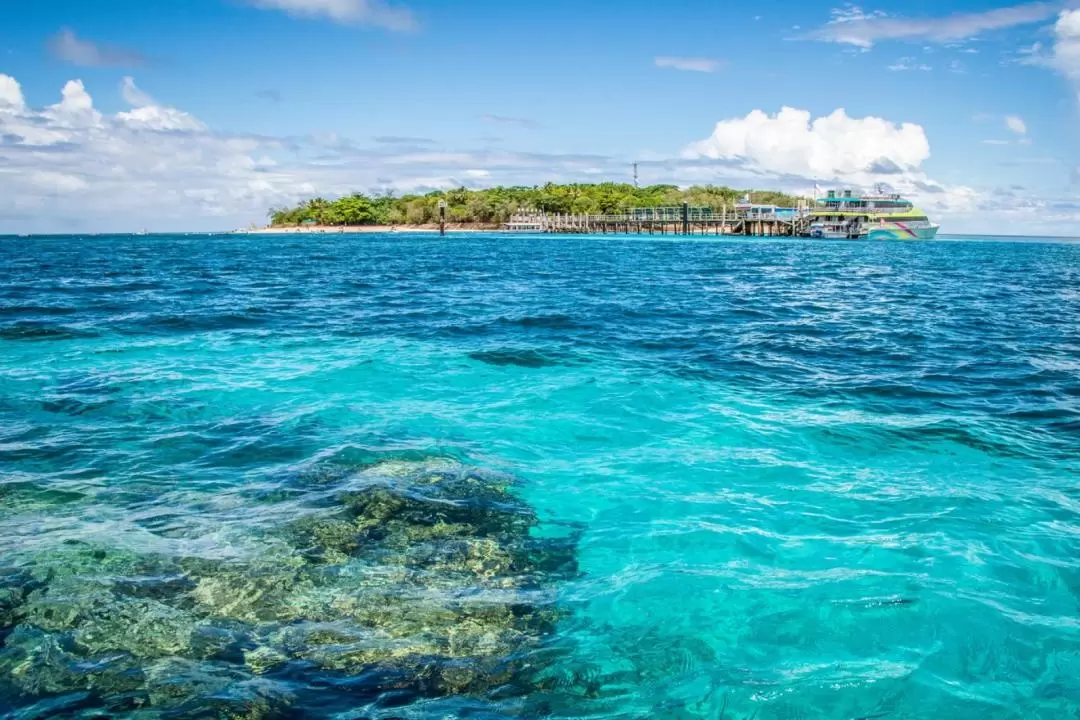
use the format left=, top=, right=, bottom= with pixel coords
left=505, top=202, right=813, bottom=237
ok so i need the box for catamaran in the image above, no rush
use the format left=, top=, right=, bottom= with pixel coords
left=808, top=187, right=939, bottom=240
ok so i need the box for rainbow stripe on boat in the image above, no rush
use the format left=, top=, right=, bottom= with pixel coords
left=810, top=189, right=939, bottom=240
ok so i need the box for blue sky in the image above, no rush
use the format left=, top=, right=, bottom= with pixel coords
left=2, top=0, right=1079, bottom=233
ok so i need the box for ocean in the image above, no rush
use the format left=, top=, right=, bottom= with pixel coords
left=1, top=233, right=1078, bottom=719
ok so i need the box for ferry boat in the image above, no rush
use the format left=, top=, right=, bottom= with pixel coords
left=808, top=187, right=939, bottom=240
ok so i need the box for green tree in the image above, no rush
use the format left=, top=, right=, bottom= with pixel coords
left=266, top=183, right=806, bottom=228
left=336, top=195, right=375, bottom=225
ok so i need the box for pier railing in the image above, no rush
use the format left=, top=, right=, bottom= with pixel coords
left=506, top=206, right=812, bottom=237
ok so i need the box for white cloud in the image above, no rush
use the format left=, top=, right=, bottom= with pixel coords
left=47, top=28, right=146, bottom=67
left=888, top=57, right=932, bottom=71
left=0, top=74, right=25, bottom=109
left=0, top=74, right=629, bottom=232
left=1005, top=115, right=1027, bottom=134
left=29, top=171, right=88, bottom=193
left=46, top=80, right=103, bottom=130
left=247, top=0, right=417, bottom=30
left=654, top=56, right=722, bottom=73
left=0, top=75, right=273, bottom=230
left=1017, top=40, right=1044, bottom=56
left=115, top=77, right=205, bottom=131
left=682, top=106, right=930, bottom=180
left=116, top=105, right=207, bottom=132
left=1037, top=10, right=1080, bottom=94
left=676, top=106, right=996, bottom=227
left=0, top=75, right=1060, bottom=235
left=830, top=5, right=889, bottom=25
left=53, top=80, right=95, bottom=115
left=121, top=76, right=155, bottom=107
left=812, top=2, right=1057, bottom=48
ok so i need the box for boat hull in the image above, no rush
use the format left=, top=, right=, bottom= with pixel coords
left=809, top=227, right=861, bottom=239
left=812, top=232, right=856, bottom=239
left=867, top=223, right=939, bottom=241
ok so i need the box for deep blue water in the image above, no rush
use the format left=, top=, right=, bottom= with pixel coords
left=1, top=233, right=1079, bottom=719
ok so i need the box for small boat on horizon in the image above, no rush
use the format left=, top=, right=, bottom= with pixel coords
left=809, top=187, right=939, bottom=240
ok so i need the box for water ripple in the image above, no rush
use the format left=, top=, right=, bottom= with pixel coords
left=1, top=234, right=1079, bottom=718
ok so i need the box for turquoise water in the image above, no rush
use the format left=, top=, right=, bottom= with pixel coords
left=1, top=233, right=1079, bottom=719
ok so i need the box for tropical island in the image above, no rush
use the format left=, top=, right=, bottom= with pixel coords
left=264, top=183, right=804, bottom=232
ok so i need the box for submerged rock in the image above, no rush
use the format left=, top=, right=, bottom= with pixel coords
left=0, top=481, right=86, bottom=515
left=2, top=456, right=581, bottom=715
left=0, top=626, right=146, bottom=700
left=0, top=567, right=33, bottom=639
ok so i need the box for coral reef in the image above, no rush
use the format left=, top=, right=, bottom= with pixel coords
left=0, top=457, right=580, bottom=716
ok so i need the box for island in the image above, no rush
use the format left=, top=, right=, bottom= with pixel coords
left=262, top=183, right=803, bottom=233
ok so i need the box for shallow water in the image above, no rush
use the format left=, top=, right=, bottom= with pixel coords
left=1, top=233, right=1079, bottom=719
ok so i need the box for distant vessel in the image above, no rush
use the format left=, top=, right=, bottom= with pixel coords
left=809, top=187, right=939, bottom=240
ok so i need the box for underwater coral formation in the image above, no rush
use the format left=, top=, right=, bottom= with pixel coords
left=0, top=457, right=580, bottom=717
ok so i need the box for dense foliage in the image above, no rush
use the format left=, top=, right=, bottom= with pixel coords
left=268, top=183, right=805, bottom=226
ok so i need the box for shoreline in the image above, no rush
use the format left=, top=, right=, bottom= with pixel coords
left=247, top=224, right=502, bottom=234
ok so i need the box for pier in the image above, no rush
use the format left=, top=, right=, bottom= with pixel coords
left=505, top=202, right=813, bottom=237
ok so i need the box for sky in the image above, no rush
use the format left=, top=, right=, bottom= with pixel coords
left=2, top=0, right=1080, bottom=234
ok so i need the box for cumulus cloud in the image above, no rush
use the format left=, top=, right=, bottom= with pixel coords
left=1005, top=115, right=1027, bottom=134
left=40, top=80, right=104, bottom=134
left=0, top=74, right=1048, bottom=235
left=47, top=28, right=147, bottom=67
left=1033, top=10, right=1080, bottom=96
left=676, top=106, right=992, bottom=224
left=654, top=56, right=723, bottom=73
left=116, top=77, right=205, bottom=131
left=0, top=74, right=26, bottom=109
left=0, top=74, right=270, bottom=230
left=247, top=0, right=417, bottom=30
left=53, top=80, right=95, bottom=115
left=0, top=73, right=623, bottom=232
left=682, top=106, right=930, bottom=180
left=811, top=2, right=1057, bottom=48
left=120, top=76, right=155, bottom=108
